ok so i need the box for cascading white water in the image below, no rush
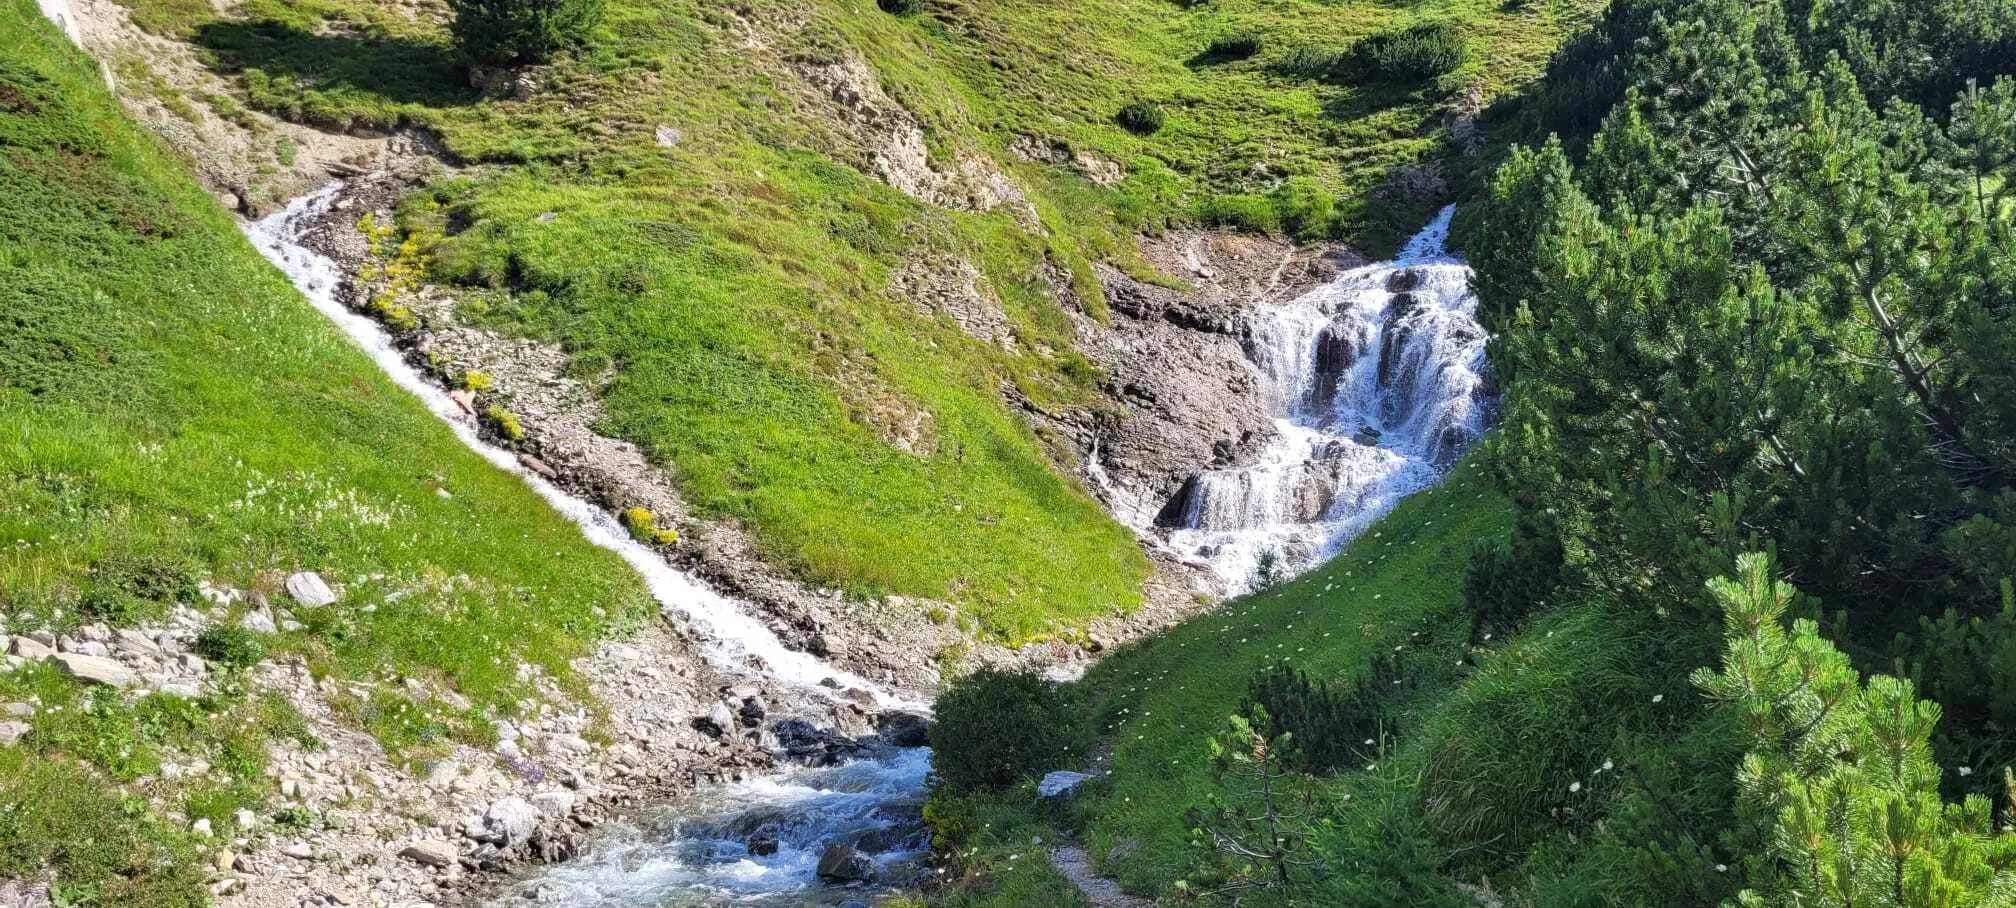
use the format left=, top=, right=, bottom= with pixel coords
left=1167, top=206, right=1489, bottom=590
left=243, top=186, right=930, bottom=905
left=244, top=185, right=908, bottom=709
left=525, top=748, right=934, bottom=905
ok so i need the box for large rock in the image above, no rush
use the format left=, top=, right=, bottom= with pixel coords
left=398, top=840, right=457, bottom=868
left=1037, top=770, right=1093, bottom=798
left=530, top=790, right=575, bottom=818
left=7, top=636, right=52, bottom=660
left=482, top=796, right=539, bottom=845
left=815, top=843, right=875, bottom=882
left=239, top=609, right=277, bottom=634
left=49, top=653, right=137, bottom=688
left=873, top=711, right=931, bottom=748
left=0, top=721, right=28, bottom=746
left=284, top=572, right=337, bottom=608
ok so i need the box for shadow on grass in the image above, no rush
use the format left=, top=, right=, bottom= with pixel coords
left=197, top=20, right=476, bottom=115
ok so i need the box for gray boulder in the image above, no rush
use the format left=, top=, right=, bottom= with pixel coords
left=49, top=653, right=137, bottom=688
left=1037, top=770, right=1093, bottom=798
left=284, top=572, right=337, bottom=608
left=398, top=840, right=457, bottom=868
left=815, top=843, right=875, bottom=882
left=7, top=637, right=52, bottom=660
left=483, top=796, right=539, bottom=845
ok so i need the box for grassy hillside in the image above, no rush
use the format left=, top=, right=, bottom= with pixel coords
left=931, top=453, right=1737, bottom=905
left=0, top=3, right=654, bottom=901
left=1063, top=456, right=1513, bottom=897
left=107, top=0, right=1600, bottom=638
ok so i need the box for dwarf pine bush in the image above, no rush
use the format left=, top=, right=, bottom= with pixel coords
left=1116, top=100, right=1166, bottom=135
left=930, top=668, right=1084, bottom=793
left=1350, top=22, right=1464, bottom=83
left=449, top=0, right=601, bottom=66
left=1696, top=553, right=2016, bottom=905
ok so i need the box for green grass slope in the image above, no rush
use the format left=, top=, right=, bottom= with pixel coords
left=0, top=4, right=653, bottom=901
left=1063, top=456, right=1512, bottom=897
left=107, top=0, right=1599, bottom=638
left=937, top=452, right=1738, bottom=905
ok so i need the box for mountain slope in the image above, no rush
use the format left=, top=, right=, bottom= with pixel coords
left=82, top=0, right=1602, bottom=639
left=1, top=4, right=655, bottom=901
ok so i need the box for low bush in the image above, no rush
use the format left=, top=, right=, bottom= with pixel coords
left=194, top=626, right=264, bottom=671
left=621, top=506, right=678, bottom=546
left=1115, top=100, right=1165, bottom=135
left=483, top=404, right=524, bottom=442
left=1349, top=21, right=1465, bottom=83
left=1271, top=44, right=1345, bottom=81
left=1273, top=177, right=1335, bottom=241
left=1463, top=512, right=1564, bottom=636
left=876, top=0, right=919, bottom=14
left=1244, top=664, right=1375, bottom=774
left=930, top=668, right=1085, bottom=793
left=80, top=554, right=200, bottom=624
left=1201, top=32, right=1264, bottom=63
left=448, top=0, right=602, bottom=66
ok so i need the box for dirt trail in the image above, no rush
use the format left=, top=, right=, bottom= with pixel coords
left=1048, top=844, right=1155, bottom=908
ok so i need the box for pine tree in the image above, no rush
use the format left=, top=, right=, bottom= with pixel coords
left=1694, top=554, right=2016, bottom=905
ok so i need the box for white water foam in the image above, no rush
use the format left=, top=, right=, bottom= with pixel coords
left=524, top=747, right=934, bottom=905
left=35, top=0, right=83, bottom=43
left=1164, top=206, right=1489, bottom=590
left=243, top=184, right=914, bottom=711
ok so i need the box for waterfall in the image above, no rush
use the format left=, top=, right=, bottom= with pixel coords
left=244, top=186, right=931, bottom=905
left=1166, top=206, right=1489, bottom=590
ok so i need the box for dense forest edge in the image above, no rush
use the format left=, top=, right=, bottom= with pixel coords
left=928, top=0, right=2016, bottom=904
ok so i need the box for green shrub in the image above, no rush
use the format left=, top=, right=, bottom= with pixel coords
left=448, top=0, right=602, bottom=66
left=875, top=0, right=919, bottom=14
left=1462, top=512, right=1564, bottom=636
left=929, top=668, right=1085, bottom=793
left=1202, top=32, right=1264, bottom=62
left=80, top=554, right=199, bottom=624
left=621, top=506, right=678, bottom=546
left=1271, top=44, right=1345, bottom=81
left=483, top=404, right=525, bottom=442
left=194, top=626, right=264, bottom=671
left=1244, top=664, right=1376, bottom=774
left=1350, top=21, right=1465, bottom=83
left=1115, top=100, right=1165, bottom=135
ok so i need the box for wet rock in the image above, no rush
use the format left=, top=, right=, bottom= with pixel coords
left=873, top=711, right=931, bottom=748
left=49, top=653, right=138, bottom=688
left=816, top=843, right=875, bottom=883
left=737, top=697, right=766, bottom=728
left=772, top=719, right=862, bottom=765
left=1387, top=267, right=1427, bottom=292
left=1353, top=425, right=1382, bottom=447
left=690, top=705, right=731, bottom=738
left=284, top=572, right=337, bottom=608
left=747, top=825, right=780, bottom=857
left=1037, top=770, right=1093, bottom=798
